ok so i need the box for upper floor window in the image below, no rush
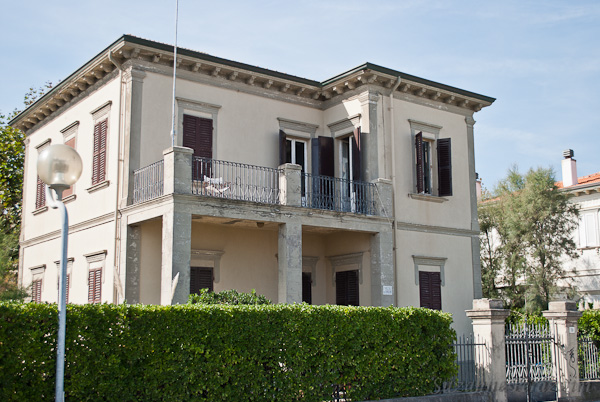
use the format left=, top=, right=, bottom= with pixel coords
left=579, top=210, right=599, bottom=248
left=415, top=132, right=452, bottom=196
left=61, top=121, right=79, bottom=198
left=35, top=140, right=51, bottom=210
left=92, top=119, right=108, bottom=185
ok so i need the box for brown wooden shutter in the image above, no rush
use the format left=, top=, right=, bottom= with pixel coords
left=183, top=114, right=213, bottom=159
left=190, top=267, right=214, bottom=294
left=352, top=128, right=362, bottom=181
left=279, top=130, right=287, bottom=166
left=336, top=270, right=359, bottom=306
left=92, top=120, right=107, bottom=185
left=419, top=271, right=442, bottom=310
left=32, top=279, right=42, bottom=302
left=63, top=137, right=76, bottom=197
left=35, top=176, right=45, bottom=209
left=88, top=268, right=102, bottom=304
left=302, top=272, right=312, bottom=304
left=437, top=138, right=452, bottom=196
left=318, top=136, right=334, bottom=177
left=66, top=273, right=70, bottom=304
left=415, top=132, right=424, bottom=193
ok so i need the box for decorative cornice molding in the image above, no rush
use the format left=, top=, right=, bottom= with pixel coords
left=328, top=114, right=361, bottom=136
left=396, top=220, right=479, bottom=237
left=408, top=119, right=443, bottom=135
left=277, top=118, right=319, bottom=135
left=327, top=252, right=364, bottom=285
left=84, top=250, right=107, bottom=263
left=90, top=101, right=112, bottom=119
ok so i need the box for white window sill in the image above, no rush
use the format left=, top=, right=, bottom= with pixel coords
left=409, top=193, right=448, bottom=203
left=86, top=180, right=110, bottom=194
left=579, top=246, right=600, bottom=251
left=62, top=194, right=76, bottom=204
left=32, top=206, right=48, bottom=215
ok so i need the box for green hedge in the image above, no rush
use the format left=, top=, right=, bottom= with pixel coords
left=0, top=303, right=456, bottom=401
left=579, top=310, right=600, bottom=341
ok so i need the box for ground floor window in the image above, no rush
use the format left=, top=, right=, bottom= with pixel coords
left=88, top=268, right=102, bottom=304
left=31, top=279, right=42, bottom=302
left=302, top=272, right=312, bottom=304
left=419, top=271, right=442, bottom=310
left=190, top=266, right=214, bottom=294
left=336, top=270, right=359, bottom=306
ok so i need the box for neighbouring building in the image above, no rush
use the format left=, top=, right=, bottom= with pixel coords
left=11, top=35, right=494, bottom=334
left=558, top=150, right=600, bottom=306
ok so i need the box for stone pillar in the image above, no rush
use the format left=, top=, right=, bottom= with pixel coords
left=372, top=178, right=393, bottom=218
left=123, top=68, right=146, bottom=206
left=370, top=229, right=394, bottom=307
left=125, top=224, right=141, bottom=304
left=542, top=301, right=582, bottom=401
left=160, top=206, right=192, bottom=305
left=163, top=146, right=193, bottom=195
left=465, top=116, right=483, bottom=300
left=278, top=221, right=302, bottom=303
left=278, top=163, right=302, bottom=207
left=466, top=299, right=510, bottom=402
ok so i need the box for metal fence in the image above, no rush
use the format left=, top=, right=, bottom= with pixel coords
left=301, top=173, right=377, bottom=216
left=133, top=160, right=164, bottom=204
left=192, top=157, right=281, bottom=205
left=505, top=322, right=555, bottom=384
left=579, top=336, right=600, bottom=380
left=442, top=334, right=487, bottom=393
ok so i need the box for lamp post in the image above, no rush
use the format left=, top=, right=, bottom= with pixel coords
left=37, top=144, right=82, bottom=402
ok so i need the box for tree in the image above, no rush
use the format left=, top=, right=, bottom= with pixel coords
left=0, top=82, right=54, bottom=300
left=479, top=166, right=579, bottom=313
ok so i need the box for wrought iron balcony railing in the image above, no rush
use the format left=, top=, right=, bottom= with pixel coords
left=133, top=160, right=164, bottom=204
left=301, top=173, right=377, bottom=215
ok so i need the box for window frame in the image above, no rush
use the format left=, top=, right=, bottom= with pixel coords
left=578, top=209, right=600, bottom=249
left=34, top=139, right=51, bottom=212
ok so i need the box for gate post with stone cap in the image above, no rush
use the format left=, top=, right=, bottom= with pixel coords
left=542, top=301, right=582, bottom=401
left=466, top=298, right=509, bottom=402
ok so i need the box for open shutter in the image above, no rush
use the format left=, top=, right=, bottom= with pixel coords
left=415, top=132, right=424, bottom=193
left=437, top=138, right=452, bottom=196
left=183, top=114, right=197, bottom=152
left=279, top=130, right=287, bottom=166
left=318, top=136, right=334, bottom=177
left=63, top=137, right=76, bottom=197
left=352, top=127, right=361, bottom=181
left=190, top=267, right=214, bottom=293
left=183, top=115, right=213, bottom=159
left=302, top=272, right=312, bottom=304
left=92, top=120, right=107, bottom=185
left=36, top=176, right=45, bottom=209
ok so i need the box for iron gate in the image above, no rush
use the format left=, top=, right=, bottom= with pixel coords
left=505, top=322, right=557, bottom=402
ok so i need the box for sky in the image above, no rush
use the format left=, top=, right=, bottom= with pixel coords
left=1, top=0, right=598, bottom=189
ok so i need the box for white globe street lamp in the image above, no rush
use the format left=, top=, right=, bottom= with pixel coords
left=37, top=144, right=82, bottom=402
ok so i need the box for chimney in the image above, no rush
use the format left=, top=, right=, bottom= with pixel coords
left=475, top=172, right=482, bottom=201
left=561, top=149, right=578, bottom=187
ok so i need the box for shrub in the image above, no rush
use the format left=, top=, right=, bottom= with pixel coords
left=187, top=288, right=272, bottom=305
left=0, top=302, right=456, bottom=401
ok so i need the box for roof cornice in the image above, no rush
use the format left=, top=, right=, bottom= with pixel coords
left=11, top=34, right=495, bottom=134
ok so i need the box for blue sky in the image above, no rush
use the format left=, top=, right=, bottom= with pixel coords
left=2, top=0, right=598, bottom=189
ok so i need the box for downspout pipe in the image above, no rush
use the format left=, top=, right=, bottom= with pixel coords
left=108, top=48, right=126, bottom=303
left=388, top=77, right=402, bottom=306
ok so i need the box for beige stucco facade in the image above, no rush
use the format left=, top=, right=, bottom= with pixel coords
left=12, top=35, right=494, bottom=335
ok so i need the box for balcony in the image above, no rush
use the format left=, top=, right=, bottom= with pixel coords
left=132, top=147, right=389, bottom=217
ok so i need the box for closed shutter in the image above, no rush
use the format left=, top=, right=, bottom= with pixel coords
left=415, top=132, right=424, bottom=193
left=92, top=119, right=107, bottom=185
left=32, top=279, right=42, bottom=302
left=190, top=267, right=214, bottom=294
left=336, top=270, right=359, bottom=306
left=88, top=268, right=102, bottom=304
left=352, top=127, right=361, bottom=181
left=183, top=114, right=213, bottom=159
left=36, top=176, right=45, bottom=209
left=419, top=271, right=442, bottom=310
left=302, top=272, right=312, bottom=304
left=63, top=137, right=76, bottom=197
left=437, top=138, right=452, bottom=197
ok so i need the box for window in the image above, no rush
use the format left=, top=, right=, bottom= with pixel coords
left=279, top=130, right=308, bottom=195
left=62, top=137, right=77, bottom=197
left=91, top=119, right=108, bottom=185
left=55, top=258, right=74, bottom=304
left=88, top=268, right=102, bottom=304
left=579, top=210, right=599, bottom=248
left=302, top=272, right=312, bottom=304
left=419, top=271, right=442, bottom=310
left=61, top=122, right=79, bottom=198
left=336, top=270, right=359, bottom=306
left=32, top=279, right=42, bottom=302
left=85, top=250, right=106, bottom=304
left=29, top=265, right=46, bottom=303
left=183, top=114, right=213, bottom=159
left=190, top=266, right=214, bottom=294
left=35, top=140, right=51, bottom=210
left=415, top=132, right=452, bottom=197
